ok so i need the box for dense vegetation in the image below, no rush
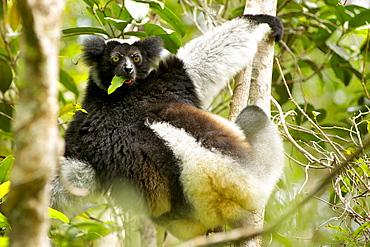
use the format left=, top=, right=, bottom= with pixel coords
left=0, top=0, right=369, bottom=246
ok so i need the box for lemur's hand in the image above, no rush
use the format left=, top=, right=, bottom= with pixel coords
left=238, top=14, right=283, bottom=42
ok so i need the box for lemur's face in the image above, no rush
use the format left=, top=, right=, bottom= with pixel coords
left=108, top=43, right=151, bottom=85
left=82, top=36, right=163, bottom=92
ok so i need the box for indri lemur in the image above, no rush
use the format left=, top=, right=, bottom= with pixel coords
left=52, top=14, right=284, bottom=240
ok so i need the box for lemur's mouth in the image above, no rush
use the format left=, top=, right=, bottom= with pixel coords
left=108, top=75, right=133, bottom=94
left=124, top=78, right=133, bottom=84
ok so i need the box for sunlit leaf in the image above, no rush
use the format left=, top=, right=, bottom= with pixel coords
left=326, top=224, right=348, bottom=234
left=0, top=236, right=9, bottom=247
left=59, top=103, right=88, bottom=118
left=108, top=76, right=125, bottom=94
left=0, top=181, right=11, bottom=199
left=0, top=156, right=13, bottom=183
left=0, top=213, right=9, bottom=228
left=353, top=222, right=370, bottom=238
left=48, top=208, right=70, bottom=223
left=359, top=162, right=369, bottom=176
left=326, top=41, right=351, bottom=60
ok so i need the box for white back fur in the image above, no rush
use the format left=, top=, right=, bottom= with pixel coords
left=177, top=18, right=271, bottom=109
left=148, top=117, right=281, bottom=237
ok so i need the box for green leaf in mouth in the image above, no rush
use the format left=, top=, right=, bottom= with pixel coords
left=108, top=76, right=132, bottom=94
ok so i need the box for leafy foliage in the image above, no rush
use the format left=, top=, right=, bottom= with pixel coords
left=0, top=0, right=370, bottom=246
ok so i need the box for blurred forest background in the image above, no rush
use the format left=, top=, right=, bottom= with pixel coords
left=1, top=0, right=370, bottom=246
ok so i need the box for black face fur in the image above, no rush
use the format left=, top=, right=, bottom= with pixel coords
left=82, top=36, right=163, bottom=90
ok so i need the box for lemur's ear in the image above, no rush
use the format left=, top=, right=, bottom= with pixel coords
left=82, top=36, right=106, bottom=66
left=134, top=36, right=163, bottom=61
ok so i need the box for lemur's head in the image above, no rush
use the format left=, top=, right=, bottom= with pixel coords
left=82, top=36, right=163, bottom=92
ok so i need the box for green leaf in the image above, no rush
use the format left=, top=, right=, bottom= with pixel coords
left=145, top=1, right=186, bottom=37
left=0, top=0, right=3, bottom=20
left=8, top=3, right=21, bottom=31
left=0, top=103, right=12, bottom=132
left=0, top=181, right=10, bottom=199
left=95, top=9, right=108, bottom=26
left=0, top=213, right=9, bottom=228
left=333, top=234, right=355, bottom=244
left=159, top=32, right=181, bottom=53
left=0, top=156, right=13, bottom=184
left=144, top=22, right=172, bottom=36
left=348, top=9, right=370, bottom=29
left=105, top=17, right=129, bottom=31
left=124, top=0, right=150, bottom=22
left=326, top=224, right=348, bottom=234
left=62, top=27, right=109, bottom=37
left=82, top=0, right=100, bottom=7
left=143, top=23, right=181, bottom=52
left=353, top=222, right=370, bottom=238
left=107, top=76, right=125, bottom=94
left=48, top=208, right=70, bottom=223
left=0, top=129, right=13, bottom=141
left=72, top=222, right=111, bottom=241
left=326, top=41, right=351, bottom=60
left=0, top=236, right=9, bottom=247
left=112, top=4, right=131, bottom=20
left=0, top=58, right=13, bottom=93
left=59, top=103, right=88, bottom=118
left=330, top=53, right=353, bottom=85
left=124, top=31, right=147, bottom=39
left=59, top=69, right=79, bottom=97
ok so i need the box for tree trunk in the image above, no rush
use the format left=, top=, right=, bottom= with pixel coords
left=229, top=1, right=278, bottom=246
left=3, top=0, right=64, bottom=246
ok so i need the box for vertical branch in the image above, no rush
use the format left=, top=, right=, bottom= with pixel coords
left=3, top=0, right=64, bottom=246
left=229, top=0, right=278, bottom=246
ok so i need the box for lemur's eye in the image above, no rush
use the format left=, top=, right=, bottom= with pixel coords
left=112, top=56, right=120, bottom=62
left=133, top=55, right=140, bottom=63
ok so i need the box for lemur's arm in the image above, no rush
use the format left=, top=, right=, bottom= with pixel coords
left=177, top=14, right=283, bottom=109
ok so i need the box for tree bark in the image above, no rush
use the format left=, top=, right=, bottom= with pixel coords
left=229, top=1, right=278, bottom=246
left=3, top=0, right=64, bottom=246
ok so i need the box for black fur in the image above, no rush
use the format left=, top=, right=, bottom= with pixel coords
left=238, top=14, right=283, bottom=42
left=65, top=45, right=201, bottom=215
left=60, top=14, right=284, bottom=239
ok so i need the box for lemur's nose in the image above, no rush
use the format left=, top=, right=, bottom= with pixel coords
left=124, top=67, right=133, bottom=74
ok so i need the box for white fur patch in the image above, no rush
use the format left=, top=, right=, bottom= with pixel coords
left=105, top=37, right=139, bottom=45
left=149, top=121, right=268, bottom=229
left=177, top=18, right=271, bottom=109
left=51, top=158, right=103, bottom=218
